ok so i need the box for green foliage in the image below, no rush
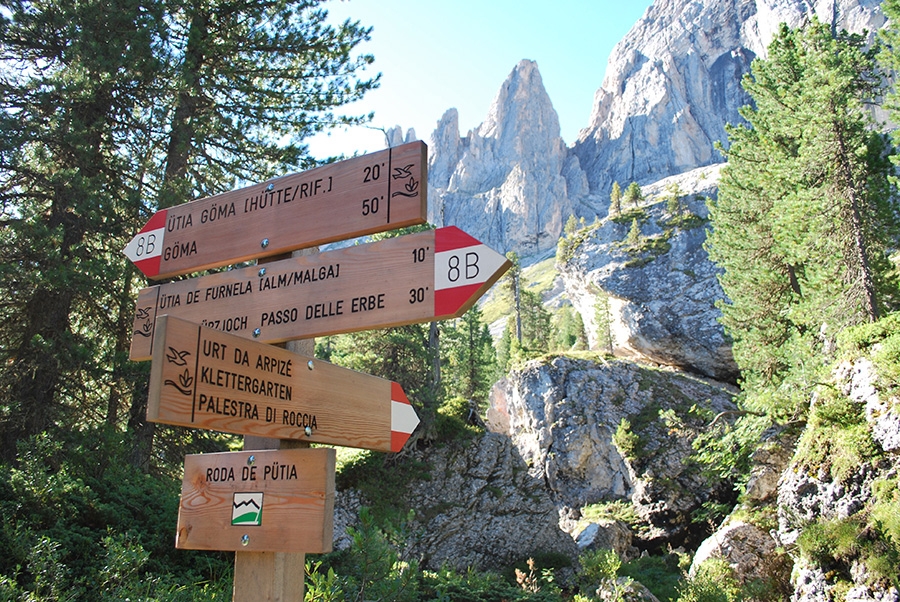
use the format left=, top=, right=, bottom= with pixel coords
left=305, top=507, right=419, bottom=602
left=617, top=218, right=673, bottom=268
left=556, top=216, right=594, bottom=265
left=0, top=0, right=379, bottom=467
left=707, top=19, right=900, bottom=421
left=797, top=513, right=900, bottom=590
left=0, top=431, right=232, bottom=599
left=675, top=559, right=743, bottom=602
left=610, top=181, right=623, bottom=216
left=625, top=218, right=643, bottom=249
left=434, top=396, right=484, bottom=441
left=793, top=394, right=880, bottom=483
left=664, top=182, right=684, bottom=216
left=580, top=501, right=642, bottom=528
left=592, top=290, right=615, bottom=355
left=577, top=549, right=625, bottom=595
left=691, top=413, right=771, bottom=494
left=872, top=477, right=900, bottom=551
left=419, top=565, right=560, bottom=601
left=612, top=418, right=640, bottom=461
left=837, top=312, right=900, bottom=399
left=623, top=182, right=644, bottom=208
left=551, top=305, right=587, bottom=352
left=440, top=305, right=498, bottom=407
left=619, top=554, right=683, bottom=602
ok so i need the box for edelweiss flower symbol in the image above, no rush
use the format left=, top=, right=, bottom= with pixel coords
left=135, top=321, right=153, bottom=337
left=164, top=369, right=194, bottom=396
left=391, top=176, right=419, bottom=198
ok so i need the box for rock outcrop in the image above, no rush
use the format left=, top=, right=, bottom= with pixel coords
left=334, top=432, right=577, bottom=572
left=572, top=0, right=885, bottom=200
left=559, top=169, right=738, bottom=382
left=488, top=355, right=737, bottom=548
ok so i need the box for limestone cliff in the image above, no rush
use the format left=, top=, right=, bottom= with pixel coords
left=572, top=0, right=885, bottom=199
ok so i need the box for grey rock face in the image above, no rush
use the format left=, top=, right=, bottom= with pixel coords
left=488, top=356, right=737, bottom=546
left=572, top=0, right=885, bottom=199
left=837, top=357, right=900, bottom=452
left=334, top=432, right=577, bottom=572
left=428, top=60, right=591, bottom=256
left=560, top=173, right=738, bottom=382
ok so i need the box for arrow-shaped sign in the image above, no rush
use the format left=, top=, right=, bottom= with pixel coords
left=129, top=226, right=511, bottom=361
left=148, top=316, right=420, bottom=452
left=124, top=141, right=427, bottom=280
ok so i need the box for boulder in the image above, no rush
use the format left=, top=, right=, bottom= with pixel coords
left=689, top=520, right=788, bottom=589
left=575, top=519, right=638, bottom=562
left=560, top=179, right=739, bottom=382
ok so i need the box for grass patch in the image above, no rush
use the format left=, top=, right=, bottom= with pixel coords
left=792, top=394, right=880, bottom=483
left=620, top=554, right=683, bottom=602
left=523, top=256, right=559, bottom=296
left=579, top=500, right=642, bottom=530
left=335, top=450, right=432, bottom=525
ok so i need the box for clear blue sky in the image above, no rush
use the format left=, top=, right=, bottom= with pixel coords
left=308, top=0, right=655, bottom=158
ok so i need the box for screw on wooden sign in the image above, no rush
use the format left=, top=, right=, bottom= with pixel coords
left=147, top=316, right=420, bottom=452
left=129, top=226, right=511, bottom=361
left=123, top=141, right=427, bottom=280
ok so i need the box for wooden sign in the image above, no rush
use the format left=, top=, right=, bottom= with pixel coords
left=176, top=448, right=335, bottom=553
left=147, top=316, right=420, bottom=451
left=123, top=141, right=427, bottom=280
left=130, top=226, right=511, bottom=361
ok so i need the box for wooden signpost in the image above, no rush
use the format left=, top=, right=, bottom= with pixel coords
left=123, top=141, right=427, bottom=280
left=148, top=315, right=420, bottom=452
left=177, top=448, right=335, bottom=553
left=129, top=226, right=511, bottom=361
left=120, top=140, right=511, bottom=601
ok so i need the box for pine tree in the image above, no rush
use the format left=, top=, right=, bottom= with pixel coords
left=609, top=181, right=623, bottom=216
left=593, top=291, right=615, bottom=355
left=707, top=19, right=899, bottom=414
left=665, top=182, right=684, bottom=217
left=440, top=305, right=497, bottom=406
left=625, top=218, right=643, bottom=250
left=0, top=0, right=379, bottom=463
left=519, top=288, right=551, bottom=355
left=500, top=252, right=523, bottom=343
left=623, top=182, right=643, bottom=208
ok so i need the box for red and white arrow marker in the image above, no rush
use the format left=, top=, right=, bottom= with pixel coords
left=148, top=316, right=420, bottom=453
left=122, top=210, right=167, bottom=278
left=391, top=382, right=419, bottom=452
left=434, top=227, right=511, bottom=316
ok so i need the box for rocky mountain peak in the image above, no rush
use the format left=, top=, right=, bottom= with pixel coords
left=476, top=59, right=561, bottom=154
left=428, top=60, right=588, bottom=256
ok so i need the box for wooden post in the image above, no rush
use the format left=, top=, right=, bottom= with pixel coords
left=233, top=251, right=317, bottom=602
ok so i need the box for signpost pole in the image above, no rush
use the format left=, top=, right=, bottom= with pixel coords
left=233, top=251, right=316, bottom=602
